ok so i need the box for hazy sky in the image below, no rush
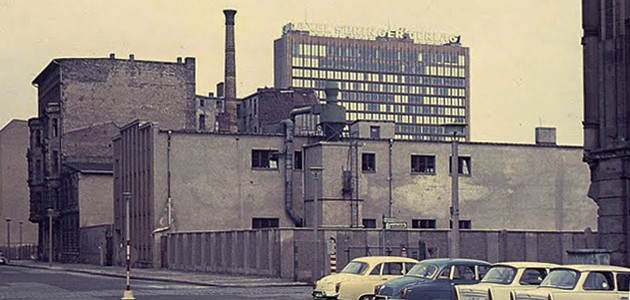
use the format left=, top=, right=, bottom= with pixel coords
left=0, top=0, right=583, bottom=145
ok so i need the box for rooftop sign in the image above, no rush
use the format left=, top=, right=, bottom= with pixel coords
left=282, top=22, right=460, bottom=45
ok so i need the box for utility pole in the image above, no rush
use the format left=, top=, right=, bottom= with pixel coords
left=444, top=123, right=465, bottom=259
left=5, top=218, right=11, bottom=261
left=19, top=221, right=23, bottom=260
left=121, top=192, right=135, bottom=300
left=310, top=166, right=323, bottom=283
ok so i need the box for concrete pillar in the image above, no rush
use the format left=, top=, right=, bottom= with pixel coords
left=561, top=234, right=574, bottom=264
left=486, top=231, right=500, bottom=263
left=200, top=233, right=207, bottom=271
left=279, top=230, right=295, bottom=280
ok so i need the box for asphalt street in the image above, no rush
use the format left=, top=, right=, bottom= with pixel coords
left=0, top=265, right=312, bottom=299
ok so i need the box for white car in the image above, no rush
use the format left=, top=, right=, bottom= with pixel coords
left=457, top=262, right=557, bottom=300
left=515, top=265, right=630, bottom=300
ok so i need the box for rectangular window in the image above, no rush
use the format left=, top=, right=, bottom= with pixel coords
left=362, top=219, right=377, bottom=228
left=450, top=220, right=472, bottom=229
left=412, top=219, right=437, bottom=229
left=362, top=153, right=376, bottom=172
left=370, top=126, right=380, bottom=139
left=252, top=218, right=279, bottom=229
left=411, top=155, right=436, bottom=174
left=449, top=156, right=471, bottom=175
left=52, top=151, right=59, bottom=173
left=52, top=118, right=59, bottom=137
left=199, top=99, right=205, bottom=107
left=294, top=151, right=302, bottom=170
left=199, top=114, right=206, bottom=130
left=252, top=150, right=278, bottom=169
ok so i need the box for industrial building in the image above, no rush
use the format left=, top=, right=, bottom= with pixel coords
left=114, top=85, right=596, bottom=268
left=274, top=22, right=469, bottom=141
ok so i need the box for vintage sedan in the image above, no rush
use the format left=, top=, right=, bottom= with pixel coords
left=374, top=258, right=491, bottom=300
left=515, top=265, right=630, bottom=300
left=313, top=256, right=419, bottom=300
left=456, top=262, right=558, bottom=300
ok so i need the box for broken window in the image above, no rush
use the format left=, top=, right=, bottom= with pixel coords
left=411, top=155, right=436, bottom=174
left=449, top=156, right=471, bottom=175
left=252, top=150, right=278, bottom=169
left=362, top=153, right=376, bottom=172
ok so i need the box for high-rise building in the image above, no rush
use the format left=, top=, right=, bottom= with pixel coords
left=274, top=22, right=470, bottom=141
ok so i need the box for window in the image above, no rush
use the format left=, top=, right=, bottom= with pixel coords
left=362, top=219, right=377, bottom=228
left=412, top=219, right=436, bottom=229
left=370, top=126, right=380, bottom=139
left=520, top=268, right=547, bottom=285
left=252, top=218, right=279, bottom=229
left=370, top=263, right=382, bottom=275
left=362, top=153, right=376, bottom=172
left=52, top=118, right=59, bottom=137
left=52, top=151, right=59, bottom=173
left=411, top=155, right=436, bottom=174
left=617, top=273, right=630, bottom=292
left=199, top=99, right=205, bottom=107
left=252, top=150, right=278, bottom=169
left=294, top=151, right=302, bottom=170
left=449, top=156, right=471, bottom=175
left=383, top=262, right=404, bottom=275
left=583, top=271, right=614, bottom=290
left=199, top=114, right=206, bottom=130
left=453, top=265, right=476, bottom=280
left=450, top=220, right=472, bottom=229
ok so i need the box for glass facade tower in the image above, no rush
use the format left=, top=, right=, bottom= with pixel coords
left=274, top=25, right=470, bottom=141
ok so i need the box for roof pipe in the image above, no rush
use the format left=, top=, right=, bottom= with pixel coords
left=153, top=130, right=173, bottom=235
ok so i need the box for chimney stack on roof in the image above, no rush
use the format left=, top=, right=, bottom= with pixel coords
left=218, top=9, right=238, bottom=133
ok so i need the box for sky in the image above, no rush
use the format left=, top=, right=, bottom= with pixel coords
left=0, top=0, right=583, bottom=145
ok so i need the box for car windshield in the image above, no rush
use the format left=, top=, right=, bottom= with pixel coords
left=406, top=263, right=438, bottom=279
left=540, top=269, right=579, bottom=289
left=481, top=266, right=517, bottom=284
left=341, top=261, right=370, bottom=275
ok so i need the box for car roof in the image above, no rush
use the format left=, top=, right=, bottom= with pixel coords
left=553, top=265, right=630, bottom=272
left=493, top=262, right=559, bottom=269
left=418, top=258, right=491, bottom=267
left=351, top=256, right=420, bottom=264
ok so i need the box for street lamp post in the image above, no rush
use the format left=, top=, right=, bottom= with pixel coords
left=5, top=218, right=11, bottom=261
left=19, top=221, right=23, bottom=260
left=46, top=209, right=58, bottom=266
left=444, top=123, right=466, bottom=259
left=121, top=192, right=135, bottom=300
left=310, top=166, right=323, bottom=282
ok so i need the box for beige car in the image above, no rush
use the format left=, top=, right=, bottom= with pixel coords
left=456, top=262, right=557, bottom=300
left=312, top=256, right=419, bottom=300
left=515, top=265, right=630, bottom=300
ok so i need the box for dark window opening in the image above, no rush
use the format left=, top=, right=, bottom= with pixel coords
left=362, top=153, right=376, bottom=172
left=411, top=155, right=436, bottom=174
left=370, top=126, right=380, bottom=139
left=362, top=218, right=377, bottom=228
left=252, top=150, right=279, bottom=169
left=199, top=99, right=205, bottom=107
left=450, top=220, right=472, bottom=229
left=52, top=118, right=59, bottom=137
left=294, top=151, right=303, bottom=170
left=52, top=151, right=59, bottom=173
left=252, top=218, right=279, bottom=229
left=412, top=219, right=436, bottom=229
left=449, top=156, right=471, bottom=175
left=199, top=114, right=206, bottom=130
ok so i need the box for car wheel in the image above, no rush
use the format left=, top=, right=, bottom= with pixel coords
left=359, top=296, right=373, bottom=300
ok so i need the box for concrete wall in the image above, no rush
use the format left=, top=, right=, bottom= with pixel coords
left=0, top=120, right=38, bottom=247
left=167, top=228, right=598, bottom=281
left=78, top=173, right=113, bottom=227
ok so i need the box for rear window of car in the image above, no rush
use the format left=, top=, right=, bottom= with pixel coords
left=617, top=273, right=630, bottom=292
left=481, top=266, right=517, bottom=284
left=540, top=269, right=580, bottom=290
left=519, top=268, right=547, bottom=286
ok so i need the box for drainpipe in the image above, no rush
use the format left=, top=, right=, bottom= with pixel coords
left=152, top=130, right=173, bottom=235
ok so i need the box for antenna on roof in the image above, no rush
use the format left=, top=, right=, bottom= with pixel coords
left=539, top=116, right=543, bottom=126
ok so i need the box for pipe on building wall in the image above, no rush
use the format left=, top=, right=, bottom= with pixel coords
left=152, top=130, right=173, bottom=235
left=388, top=138, right=393, bottom=218
left=281, top=119, right=302, bottom=227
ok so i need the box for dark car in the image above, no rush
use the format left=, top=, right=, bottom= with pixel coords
left=374, top=258, right=491, bottom=300
left=0, top=252, right=6, bottom=265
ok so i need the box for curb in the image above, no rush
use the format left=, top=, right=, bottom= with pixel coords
left=8, top=262, right=310, bottom=288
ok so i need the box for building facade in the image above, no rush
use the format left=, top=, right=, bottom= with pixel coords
left=274, top=23, right=469, bottom=141
left=0, top=120, right=38, bottom=253
left=582, top=0, right=630, bottom=266
left=27, top=55, right=198, bottom=262
left=115, top=120, right=596, bottom=267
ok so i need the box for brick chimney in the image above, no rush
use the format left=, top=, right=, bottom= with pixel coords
left=218, top=9, right=238, bottom=132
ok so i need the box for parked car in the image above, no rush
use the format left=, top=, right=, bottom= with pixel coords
left=0, top=252, right=6, bottom=265
left=374, top=258, right=491, bottom=300
left=456, top=262, right=558, bottom=300
left=312, top=256, right=419, bottom=300
left=514, top=265, right=630, bottom=300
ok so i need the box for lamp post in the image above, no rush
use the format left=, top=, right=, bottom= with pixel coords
left=310, top=166, right=323, bottom=282
left=443, top=123, right=466, bottom=259
left=5, top=218, right=11, bottom=261
left=121, top=192, right=135, bottom=300
left=46, top=209, right=58, bottom=266
left=19, top=221, right=23, bottom=260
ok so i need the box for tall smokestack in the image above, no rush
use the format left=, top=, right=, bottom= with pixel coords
left=219, top=9, right=238, bottom=132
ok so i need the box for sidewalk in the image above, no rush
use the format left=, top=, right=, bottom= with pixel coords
left=8, top=260, right=310, bottom=288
